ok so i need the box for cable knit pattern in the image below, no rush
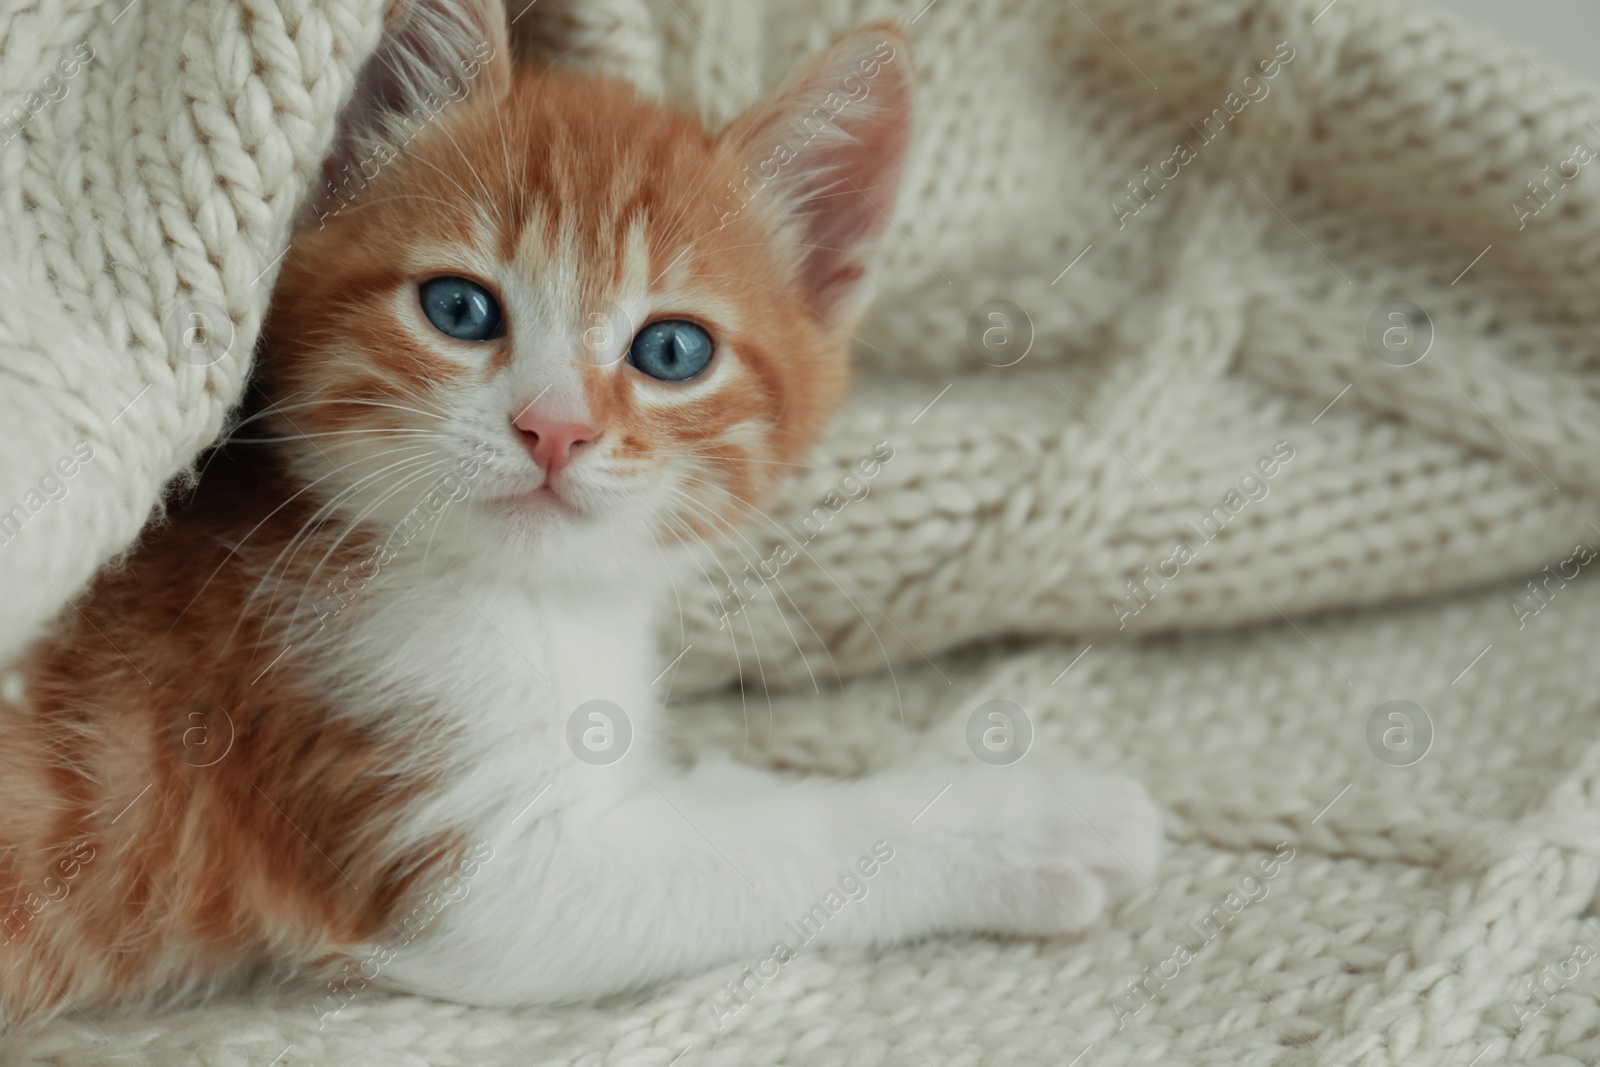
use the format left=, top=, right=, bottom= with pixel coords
left=660, top=0, right=1600, bottom=691
left=6, top=0, right=1600, bottom=1063
left=0, top=0, right=386, bottom=665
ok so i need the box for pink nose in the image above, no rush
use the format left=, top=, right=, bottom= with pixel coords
left=512, top=410, right=596, bottom=476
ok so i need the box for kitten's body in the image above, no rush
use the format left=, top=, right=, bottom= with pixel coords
left=0, top=0, right=1160, bottom=1026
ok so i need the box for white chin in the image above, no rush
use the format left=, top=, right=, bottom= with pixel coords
left=491, top=486, right=584, bottom=521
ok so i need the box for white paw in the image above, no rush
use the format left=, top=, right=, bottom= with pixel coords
left=912, top=762, right=1162, bottom=937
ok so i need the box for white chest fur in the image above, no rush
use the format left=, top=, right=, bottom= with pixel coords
left=311, top=552, right=667, bottom=830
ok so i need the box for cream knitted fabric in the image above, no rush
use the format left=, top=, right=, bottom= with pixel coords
left=7, top=0, right=1600, bottom=1064
left=0, top=0, right=391, bottom=665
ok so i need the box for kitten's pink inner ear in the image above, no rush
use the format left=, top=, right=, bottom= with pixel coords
left=325, top=0, right=512, bottom=181
left=376, top=0, right=513, bottom=103
left=718, top=26, right=915, bottom=324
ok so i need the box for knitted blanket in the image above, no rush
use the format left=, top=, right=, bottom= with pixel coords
left=6, top=0, right=1600, bottom=1063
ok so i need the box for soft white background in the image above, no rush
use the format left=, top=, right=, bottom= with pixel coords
left=1435, top=0, right=1600, bottom=81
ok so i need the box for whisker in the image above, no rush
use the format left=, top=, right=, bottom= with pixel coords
left=657, top=509, right=759, bottom=760
left=319, top=192, right=481, bottom=219
left=251, top=452, right=444, bottom=642
left=166, top=459, right=372, bottom=633
left=245, top=448, right=442, bottom=628
left=672, top=473, right=903, bottom=716
left=665, top=482, right=830, bottom=702
left=273, top=448, right=445, bottom=586
left=634, top=514, right=688, bottom=676
left=293, top=458, right=456, bottom=623
left=231, top=450, right=442, bottom=657
left=676, top=451, right=814, bottom=470
left=670, top=501, right=780, bottom=749
left=419, top=454, right=485, bottom=567
left=226, top=429, right=452, bottom=444
left=251, top=397, right=450, bottom=423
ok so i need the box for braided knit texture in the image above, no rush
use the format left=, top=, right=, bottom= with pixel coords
left=8, top=0, right=1600, bottom=1063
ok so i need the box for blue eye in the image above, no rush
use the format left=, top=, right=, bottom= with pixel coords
left=627, top=320, right=714, bottom=382
left=419, top=277, right=503, bottom=341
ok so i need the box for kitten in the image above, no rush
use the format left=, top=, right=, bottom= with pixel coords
left=0, top=0, right=1159, bottom=1025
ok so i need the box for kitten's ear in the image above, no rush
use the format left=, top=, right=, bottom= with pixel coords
left=324, top=0, right=512, bottom=177
left=717, top=25, right=914, bottom=327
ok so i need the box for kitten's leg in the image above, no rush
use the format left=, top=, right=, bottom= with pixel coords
left=384, top=757, right=1160, bottom=1006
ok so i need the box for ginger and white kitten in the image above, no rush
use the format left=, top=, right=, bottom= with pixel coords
left=0, top=0, right=1160, bottom=1025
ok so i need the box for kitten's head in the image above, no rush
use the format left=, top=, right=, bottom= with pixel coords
left=260, top=0, right=913, bottom=577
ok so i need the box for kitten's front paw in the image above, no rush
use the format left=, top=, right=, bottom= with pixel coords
left=918, top=765, right=1162, bottom=938
left=1041, top=768, right=1162, bottom=909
